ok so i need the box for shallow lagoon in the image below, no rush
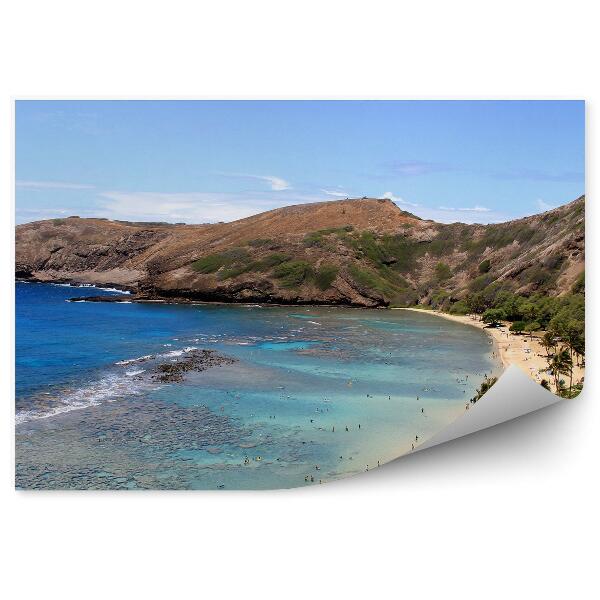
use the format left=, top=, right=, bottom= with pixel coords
left=16, top=282, right=502, bottom=489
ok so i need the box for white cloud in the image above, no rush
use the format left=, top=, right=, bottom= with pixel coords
left=16, top=185, right=514, bottom=226
left=16, top=180, right=95, bottom=190
left=438, top=205, right=491, bottom=212
left=413, top=206, right=508, bottom=224
left=95, top=190, right=330, bottom=223
left=536, top=198, right=555, bottom=212
left=258, top=175, right=291, bottom=191
left=218, top=172, right=291, bottom=191
left=381, top=192, right=419, bottom=208
left=321, top=189, right=350, bottom=198
left=97, top=191, right=266, bottom=223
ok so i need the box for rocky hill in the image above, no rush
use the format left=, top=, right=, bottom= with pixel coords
left=15, top=196, right=585, bottom=307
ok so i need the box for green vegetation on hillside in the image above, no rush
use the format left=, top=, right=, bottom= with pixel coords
left=314, top=264, right=339, bottom=291
left=187, top=197, right=583, bottom=310
left=191, top=248, right=249, bottom=273
left=247, top=238, right=273, bottom=247
left=191, top=249, right=340, bottom=291
left=303, top=226, right=354, bottom=248
left=434, top=262, right=452, bottom=281
left=273, top=260, right=313, bottom=287
left=348, top=265, right=398, bottom=297
left=478, top=259, right=491, bottom=273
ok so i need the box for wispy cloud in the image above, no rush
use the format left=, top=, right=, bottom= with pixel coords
left=321, top=189, right=350, bottom=198
left=17, top=207, right=71, bottom=216
left=384, top=160, right=453, bottom=176
left=97, top=191, right=265, bottom=223
left=437, top=205, right=491, bottom=213
left=536, top=198, right=555, bottom=212
left=16, top=180, right=95, bottom=190
left=381, top=191, right=419, bottom=208
left=415, top=206, right=508, bottom=224
left=219, top=172, right=291, bottom=191
left=15, top=183, right=518, bottom=226
left=95, top=190, right=330, bottom=223
left=255, top=175, right=291, bottom=191
left=491, top=168, right=584, bottom=183
left=381, top=162, right=584, bottom=184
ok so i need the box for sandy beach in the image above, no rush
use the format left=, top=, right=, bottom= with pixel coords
left=394, top=308, right=584, bottom=393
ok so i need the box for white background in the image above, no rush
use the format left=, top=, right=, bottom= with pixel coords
left=1, top=2, right=597, bottom=599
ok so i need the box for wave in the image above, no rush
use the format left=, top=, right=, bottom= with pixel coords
left=97, top=287, right=131, bottom=294
left=114, top=346, right=198, bottom=366
left=125, top=368, right=145, bottom=376
left=15, top=372, right=153, bottom=425
left=50, top=282, right=131, bottom=294
left=161, top=346, right=198, bottom=358
left=115, top=354, right=155, bottom=365
left=16, top=344, right=204, bottom=424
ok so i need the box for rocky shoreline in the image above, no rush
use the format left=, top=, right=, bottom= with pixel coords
left=68, top=295, right=134, bottom=302
left=152, top=349, right=237, bottom=383
left=64, top=291, right=385, bottom=309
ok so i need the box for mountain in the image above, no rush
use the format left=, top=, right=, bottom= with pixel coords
left=15, top=195, right=585, bottom=307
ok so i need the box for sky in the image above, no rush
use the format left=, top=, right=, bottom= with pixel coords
left=15, top=100, right=584, bottom=225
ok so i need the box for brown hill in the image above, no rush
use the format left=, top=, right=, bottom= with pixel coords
left=15, top=195, right=584, bottom=307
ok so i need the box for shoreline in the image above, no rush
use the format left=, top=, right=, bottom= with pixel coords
left=395, top=307, right=584, bottom=393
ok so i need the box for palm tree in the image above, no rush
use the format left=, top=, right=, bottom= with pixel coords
left=540, top=331, right=556, bottom=359
left=548, top=349, right=573, bottom=395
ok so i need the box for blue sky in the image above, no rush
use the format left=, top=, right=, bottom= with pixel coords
left=15, top=100, right=584, bottom=225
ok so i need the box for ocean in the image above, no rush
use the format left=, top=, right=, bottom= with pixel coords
left=15, top=281, right=501, bottom=489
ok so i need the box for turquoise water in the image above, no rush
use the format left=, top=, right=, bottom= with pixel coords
left=15, top=282, right=501, bottom=489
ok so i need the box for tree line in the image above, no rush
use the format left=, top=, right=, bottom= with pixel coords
left=446, top=275, right=584, bottom=398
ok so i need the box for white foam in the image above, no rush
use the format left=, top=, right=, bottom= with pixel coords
left=115, top=354, right=154, bottom=365
left=161, top=346, right=198, bottom=358
left=97, top=287, right=131, bottom=294
left=50, top=282, right=131, bottom=294
left=115, top=345, right=197, bottom=366
left=15, top=372, right=152, bottom=425
left=17, top=345, right=203, bottom=424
